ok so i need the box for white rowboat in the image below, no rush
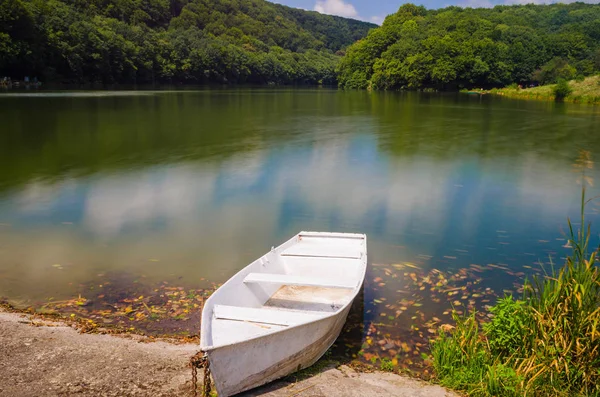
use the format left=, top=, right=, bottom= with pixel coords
left=200, top=231, right=367, bottom=396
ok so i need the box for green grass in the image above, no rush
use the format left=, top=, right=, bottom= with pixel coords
left=380, top=358, right=395, bottom=372
left=486, top=75, right=600, bottom=104
left=431, top=164, right=600, bottom=396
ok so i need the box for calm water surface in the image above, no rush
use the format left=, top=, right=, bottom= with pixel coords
left=1, top=88, right=600, bottom=364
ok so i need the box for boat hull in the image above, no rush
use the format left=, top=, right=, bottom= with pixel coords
left=207, top=304, right=353, bottom=397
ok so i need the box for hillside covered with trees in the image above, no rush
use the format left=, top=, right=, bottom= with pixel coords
left=0, top=0, right=375, bottom=85
left=338, top=3, right=600, bottom=90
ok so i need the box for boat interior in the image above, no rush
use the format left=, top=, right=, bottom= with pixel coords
left=202, top=233, right=367, bottom=349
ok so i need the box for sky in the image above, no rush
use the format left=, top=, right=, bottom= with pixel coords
left=269, top=0, right=600, bottom=25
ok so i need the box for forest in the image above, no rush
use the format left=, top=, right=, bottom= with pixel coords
left=0, top=0, right=375, bottom=84
left=4, top=1, right=600, bottom=89
left=338, top=3, right=600, bottom=90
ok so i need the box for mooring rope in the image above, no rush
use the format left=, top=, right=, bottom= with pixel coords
left=190, top=351, right=211, bottom=397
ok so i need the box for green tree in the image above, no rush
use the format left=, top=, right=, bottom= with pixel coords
left=0, top=0, right=374, bottom=85
left=338, top=2, right=600, bottom=90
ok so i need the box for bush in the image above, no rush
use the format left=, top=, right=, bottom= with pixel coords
left=533, top=57, right=577, bottom=85
left=553, top=79, right=573, bottom=100
left=483, top=295, right=530, bottom=356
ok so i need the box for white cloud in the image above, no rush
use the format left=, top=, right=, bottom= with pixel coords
left=369, top=15, right=385, bottom=25
left=313, top=0, right=385, bottom=24
left=314, top=0, right=358, bottom=18
left=459, top=0, right=495, bottom=7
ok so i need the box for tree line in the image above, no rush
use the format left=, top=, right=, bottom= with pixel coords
left=338, top=3, right=600, bottom=90
left=0, top=0, right=375, bottom=85
left=4, top=1, right=600, bottom=89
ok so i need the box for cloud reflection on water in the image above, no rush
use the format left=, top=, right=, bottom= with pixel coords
left=0, top=91, right=598, bottom=305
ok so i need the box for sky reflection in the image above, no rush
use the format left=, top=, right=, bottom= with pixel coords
left=0, top=90, right=598, bottom=305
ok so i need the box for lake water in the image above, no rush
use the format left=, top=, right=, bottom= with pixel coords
left=1, top=88, right=600, bottom=368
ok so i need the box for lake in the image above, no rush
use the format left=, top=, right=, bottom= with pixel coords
left=1, top=88, right=599, bottom=369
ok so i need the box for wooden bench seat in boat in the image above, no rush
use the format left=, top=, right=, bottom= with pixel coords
left=213, top=304, right=327, bottom=326
left=243, top=273, right=356, bottom=289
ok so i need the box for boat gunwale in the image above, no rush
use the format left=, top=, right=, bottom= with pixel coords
left=200, top=231, right=367, bottom=352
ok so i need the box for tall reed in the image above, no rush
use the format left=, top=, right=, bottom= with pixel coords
left=517, top=186, right=600, bottom=395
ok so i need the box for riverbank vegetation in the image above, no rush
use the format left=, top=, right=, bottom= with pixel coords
left=0, top=0, right=374, bottom=85
left=482, top=75, right=600, bottom=104
left=338, top=3, right=600, bottom=91
left=431, top=155, right=600, bottom=396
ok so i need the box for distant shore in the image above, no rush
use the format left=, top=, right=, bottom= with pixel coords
left=467, top=76, right=600, bottom=105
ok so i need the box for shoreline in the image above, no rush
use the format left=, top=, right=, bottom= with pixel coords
left=1, top=260, right=509, bottom=381
left=0, top=307, right=457, bottom=396
left=467, top=76, right=600, bottom=105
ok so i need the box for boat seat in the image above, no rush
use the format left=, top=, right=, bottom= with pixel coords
left=213, top=304, right=327, bottom=326
left=243, top=273, right=356, bottom=289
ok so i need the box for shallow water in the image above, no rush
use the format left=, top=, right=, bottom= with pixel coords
left=1, top=88, right=599, bottom=366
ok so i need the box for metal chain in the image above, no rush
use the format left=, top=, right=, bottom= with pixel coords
left=190, top=351, right=211, bottom=397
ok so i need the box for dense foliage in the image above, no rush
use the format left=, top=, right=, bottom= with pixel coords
left=0, top=0, right=375, bottom=84
left=338, top=3, right=600, bottom=90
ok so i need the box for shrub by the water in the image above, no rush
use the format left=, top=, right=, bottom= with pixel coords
left=432, top=181, right=600, bottom=396
left=483, top=296, right=530, bottom=357
left=553, top=79, right=574, bottom=100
